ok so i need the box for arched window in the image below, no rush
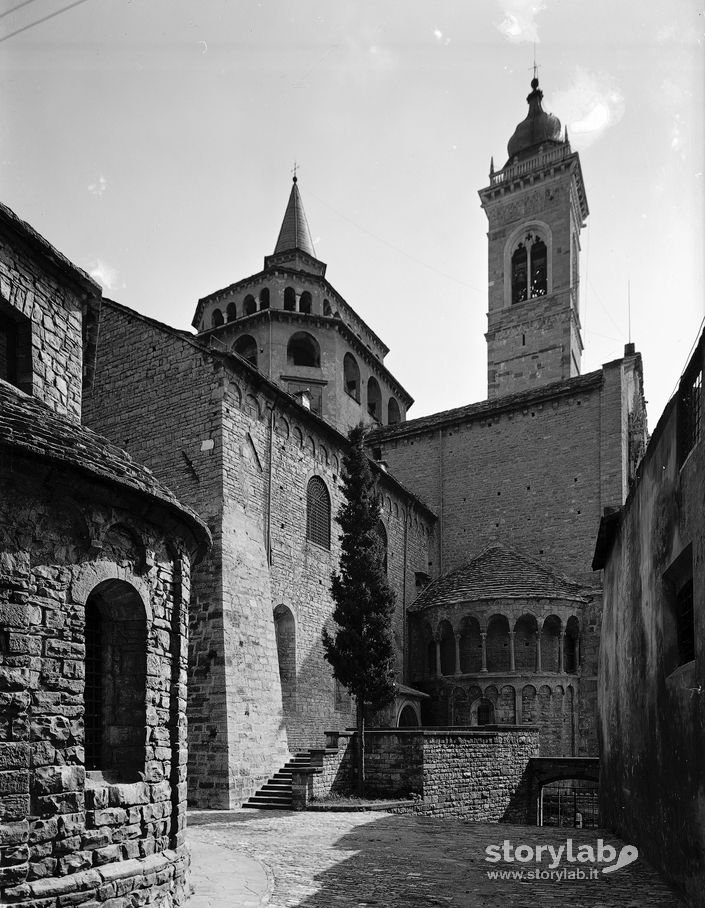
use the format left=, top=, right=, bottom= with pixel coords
left=398, top=704, right=419, bottom=727
left=299, top=291, right=312, bottom=314
left=459, top=616, right=482, bottom=673
left=486, top=614, right=510, bottom=672
left=367, top=377, right=382, bottom=421
left=233, top=335, right=258, bottom=367
left=284, top=287, right=296, bottom=312
left=511, top=231, right=548, bottom=304
left=344, top=353, right=360, bottom=401
left=306, top=476, right=330, bottom=549
left=84, top=580, right=146, bottom=780
left=259, top=287, right=270, bottom=310
left=287, top=331, right=320, bottom=367
left=243, top=294, right=257, bottom=316
left=212, top=308, right=224, bottom=327
left=274, top=604, right=296, bottom=710
left=476, top=698, right=494, bottom=726
left=514, top=614, right=538, bottom=671
left=565, top=617, right=580, bottom=673
left=323, top=299, right=332, bottom=316
left=439, top=621, right=456, bottom=675
left=226, top=302, right=237, bottom=322
left=375, top=520, right=388, bottom=573
left=387, top=397, right=401, bottom=425
left=542, top=615, right=562, bottom=672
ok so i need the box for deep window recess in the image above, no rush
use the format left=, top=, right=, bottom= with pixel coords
left=259, top=288, right=270, bottom=310
left=226, top=302, right=237, bottom=322
left=212, top=308, right=224, bottom=327
left=388, top=397, right=401, bottom=425
left=299, top=291, right=312, bottom=314
left=287, top=332, right=320, bottom=367
left=323, top=299, right=332, bottom=316
left=243, top=294, right=257, bottom=316
left=664, top=546, right=695, bottom=672
left=367, top=377, right=382, bottom=421
left=233, top=335, right=258, bottom=367
left=343, top=353, right=360, bottom=401
left=84, top=580, right=147, bottom=780
left=0, top=301, right=32, bottom=393
left=284, top=287, right=296, bottom=312
left=477, top=699, right=494, bottom=726
left=306, top=476, right=331, bottom=549
left=511, top=232, right=548, bottom=304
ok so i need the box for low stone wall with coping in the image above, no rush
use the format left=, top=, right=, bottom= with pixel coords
left=291, top=727, right=539, bottom=820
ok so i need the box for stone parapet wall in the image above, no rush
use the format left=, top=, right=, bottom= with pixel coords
left=293, top=728, right=539, bottom=821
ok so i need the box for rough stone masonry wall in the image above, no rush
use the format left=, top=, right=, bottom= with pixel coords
left=0, top=466, right=193, bottom=906
left=598, top=368, right=705, bottom=906
left=294, top=729, right=539, bottom=821
left=0, top=231, right=86, bottom=419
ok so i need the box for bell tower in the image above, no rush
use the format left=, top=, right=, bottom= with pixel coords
left=479, top=76, right=589, bottom=399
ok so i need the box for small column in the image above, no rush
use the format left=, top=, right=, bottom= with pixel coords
left=508, top=630, right=516, bottom=672
left=535, top=630, right=542, bottom=672
left=435, top=639, right=442, bottom=676
left=559, top=633, right=565, bottom=674
left=454, top=634, right=462, bottom=675
left=480, top=632, right=488, bottom=673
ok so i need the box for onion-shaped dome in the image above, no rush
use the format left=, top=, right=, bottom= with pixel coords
left=507, top=77, right=563, bottom=162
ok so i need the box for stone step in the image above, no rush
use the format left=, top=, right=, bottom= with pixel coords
left=243, top=750, right=314, bottom=811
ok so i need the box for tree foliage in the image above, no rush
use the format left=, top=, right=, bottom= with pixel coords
left=323, top=423, right=396, bottom=792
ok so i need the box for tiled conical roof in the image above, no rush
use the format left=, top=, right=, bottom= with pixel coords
left=409, top=544, right=587, bottom=612
left=273, top=177, right=316, bottom=257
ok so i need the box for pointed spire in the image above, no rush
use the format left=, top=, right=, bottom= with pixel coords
left=273, top=176, right=316, bottom=258
left=490, top=156, right=495, bottom=176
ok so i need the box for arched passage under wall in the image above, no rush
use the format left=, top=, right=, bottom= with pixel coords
left=398, top=703, right=420, bottom=727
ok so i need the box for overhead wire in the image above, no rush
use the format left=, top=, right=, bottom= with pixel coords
left=0, top=0, right=91, bottom=43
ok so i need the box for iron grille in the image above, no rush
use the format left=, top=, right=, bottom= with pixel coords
left=306, top=476, right=330, bottom=549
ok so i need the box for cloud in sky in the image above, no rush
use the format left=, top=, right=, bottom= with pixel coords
left=433, top=28, right=451, bottom=46
left=88, top=175, right=107, bottom=197
left=551, top=69, right=625, bottom=149
left=496, top=0, right=546, bottom=44
left=89, top=259, right=119, bottom=291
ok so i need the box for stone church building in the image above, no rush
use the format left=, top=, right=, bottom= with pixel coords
left=79, top=74, right=647, bottom=808
left=0, top=72, right=649, bottom=836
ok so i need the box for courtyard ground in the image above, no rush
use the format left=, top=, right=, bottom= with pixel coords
left=187, top=809, right=685, bottom=907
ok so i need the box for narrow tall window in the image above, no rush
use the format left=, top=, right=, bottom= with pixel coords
left=375, top=520, right=388, bottom=573
left=306, top=476, right=331, bottom=549
left=511, top=231, right=548, bottom=304
left=259, top=288, right=270, bottom=310
left=243, top=294, right=257, bottom=316
left=212, top=308, right=224, bottom=327
left=387, top=397, right=401, bottom=425
left=299, top=291, right=312, bottom=314
left=367, top=377, right=382, bottom=420
left=344, top=353, right=360, bottom=401
left=284, top=287, right=296, bottom=312
left=226, top=302, right=237, bottom=322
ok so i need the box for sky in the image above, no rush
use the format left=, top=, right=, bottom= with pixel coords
left=1, top=0, right=703, bottom=426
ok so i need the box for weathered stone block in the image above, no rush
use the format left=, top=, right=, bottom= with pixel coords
left=0, top=819, right=29, bottom=845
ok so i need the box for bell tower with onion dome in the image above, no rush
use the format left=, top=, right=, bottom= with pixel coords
left=478, top=75, right=589, bottom=399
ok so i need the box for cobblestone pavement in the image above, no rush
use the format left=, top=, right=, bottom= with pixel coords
left=188, top=809, right=685, bottom=908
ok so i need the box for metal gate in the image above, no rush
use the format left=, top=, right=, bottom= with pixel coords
left=540, top=779, right=599, bottom=828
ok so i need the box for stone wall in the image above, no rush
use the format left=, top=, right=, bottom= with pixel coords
left=83, top=300, right=436, bottom=807
left=0, top=208, right=99, bottom=420
left=294, top=728, right=539, bottom=821
left=0, top=462, right=196, bottom=906
left=598, top=333, right=704, bottom=906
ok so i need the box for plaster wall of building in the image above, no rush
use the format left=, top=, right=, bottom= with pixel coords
left=597, top=332, right=704, bottom=904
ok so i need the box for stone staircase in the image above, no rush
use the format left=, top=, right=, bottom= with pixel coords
left=242, top=751, right=314, bottom=810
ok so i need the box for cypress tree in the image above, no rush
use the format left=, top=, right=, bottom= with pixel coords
left=323, top=423, right=396, bottom=797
